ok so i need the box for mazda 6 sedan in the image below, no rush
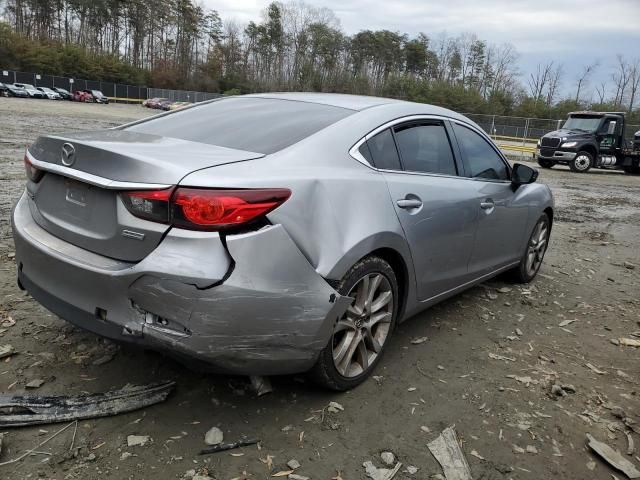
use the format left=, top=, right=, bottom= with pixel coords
left=12, top=93, right=553, bottom=390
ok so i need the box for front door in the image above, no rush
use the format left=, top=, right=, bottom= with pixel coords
left=450, top=122, right=529, bottom=276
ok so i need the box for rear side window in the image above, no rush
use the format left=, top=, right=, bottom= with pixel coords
left=394, top=123, right=457, bottom=175
left=363, top=129, right=402, bottom=170
left=126, top=97, right=354, bottom=155
left=453, top=123, right=509, bottom=180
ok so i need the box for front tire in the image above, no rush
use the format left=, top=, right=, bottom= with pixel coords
left=537, top=158, right=555, bottom=169
left=569, top=151, right=593, bottom=172
left=510, top=214, right=550, bottom=283
left=311, top=256, right=398, bottom=391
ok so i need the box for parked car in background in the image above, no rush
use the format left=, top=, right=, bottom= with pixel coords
left=53, top=87, right=72, bottom=100
left=143, top=97, right=170, bottom=109
left=72, top=90, right=94, bottom=102
left=159, top=99, right=176, bottom=110
left=89, top=90, right=110, bottom=104
left=13, top=83, right=45, bottom=98
left=5, top=84, right=30, bottom=98
left=37, top=87, right=62, bottom=100
left=12, top=93, right=554, bottom=390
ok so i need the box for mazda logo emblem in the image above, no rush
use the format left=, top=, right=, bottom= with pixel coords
left=61, top=143, right=76, bottom=166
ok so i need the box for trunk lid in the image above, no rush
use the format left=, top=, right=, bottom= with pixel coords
left=27, top=130, right=264, bottom=262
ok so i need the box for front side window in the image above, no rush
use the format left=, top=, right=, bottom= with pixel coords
left=393, top=123, right=457, bottom=175
left=453, top=123, right=509, bottom=181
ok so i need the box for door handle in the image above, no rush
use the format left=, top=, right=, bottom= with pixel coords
left=397, top=198, right=423, bottom=209
left=480, top=200, right=495, bottom=210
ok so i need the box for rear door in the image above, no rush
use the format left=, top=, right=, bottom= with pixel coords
left=450, top=121, right=529, bottom=276
left=360, top=119, right=479, bottom=301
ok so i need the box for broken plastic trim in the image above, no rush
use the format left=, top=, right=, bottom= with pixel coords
left=0, top=381, right=175, bottom=427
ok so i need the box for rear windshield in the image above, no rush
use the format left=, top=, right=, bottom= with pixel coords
left=125, top=97, right=354, bottom=154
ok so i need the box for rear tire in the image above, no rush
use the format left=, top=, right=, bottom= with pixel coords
left=537, top=158, right=555, bottom=169
left=311, top=256, right=398, bottom=391
left=569, top=151, right=593, bottom=172
left=510, top=213, right=550, bottom=284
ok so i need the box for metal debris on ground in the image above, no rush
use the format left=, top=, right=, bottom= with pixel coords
left=199, top=437, right=259, bottom=455
left=362, top=460, right=402, bottom=480
left=586, top=433, right=640, bottom=479
left=249, top=375, right=273, bottom=396
left=0, top=380, right=175, bottom=427
left=427, top=426, right=473, bottom=480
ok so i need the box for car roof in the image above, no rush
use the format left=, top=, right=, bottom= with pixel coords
left=238, top=93, right=473, bottom=126
left=242, top=92, right=405, bottom=111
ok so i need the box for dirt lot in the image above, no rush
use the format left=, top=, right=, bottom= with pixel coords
left=0, top=97, right=639, bottom=480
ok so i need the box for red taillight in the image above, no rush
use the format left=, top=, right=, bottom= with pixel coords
left=121, top=187, right=291, bottom=231
left=24, top=153, right=44, bottom=183
left=172, top=188, right=291, bottom=230
left=121, top=188, right=173, bottom=223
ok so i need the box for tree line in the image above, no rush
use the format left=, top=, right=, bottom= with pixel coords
left=1, top=0, right=639, bottom=122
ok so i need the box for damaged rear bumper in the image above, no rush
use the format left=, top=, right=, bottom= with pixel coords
left=12, top=192, right=350, bottom=375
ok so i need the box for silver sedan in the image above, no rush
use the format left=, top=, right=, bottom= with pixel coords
left=12, top=93, right=553, bottom=390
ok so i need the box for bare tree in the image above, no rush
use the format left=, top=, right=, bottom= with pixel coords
left=627, top=59, right=640, bottom=114
left=528, top=62, right=554, bottom=103
left=612, top=55, right=631, bottom=108
left=545, top=63, right=563, bottom=106
left=595, top=81, right=607, bottom=104
left=574, top=61, right=598, bottom=103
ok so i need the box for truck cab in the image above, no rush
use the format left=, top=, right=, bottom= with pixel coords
left=535, top=111, right=640, bottom=174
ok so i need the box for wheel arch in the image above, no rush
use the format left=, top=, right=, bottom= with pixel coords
left=579, top=143, right=597, bottom=157
left=325, top=233, right=416, bottom=322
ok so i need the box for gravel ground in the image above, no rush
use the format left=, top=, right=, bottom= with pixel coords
left=0, top=97, right=639, bottom=480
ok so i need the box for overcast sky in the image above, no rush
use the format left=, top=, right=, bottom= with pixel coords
left=203, top=0, right=640, bottom=100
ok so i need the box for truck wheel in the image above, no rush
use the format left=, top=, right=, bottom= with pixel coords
left=623, top=165, right=640, bottom=175
left=569, top=151, right=593, bottom=173
left=537, top=158, right=555, bottom=169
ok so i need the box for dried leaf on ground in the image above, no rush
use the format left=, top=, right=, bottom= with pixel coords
left=586, top=434, right=640, bottom=479
left=585, top=363, right=606, bottom=375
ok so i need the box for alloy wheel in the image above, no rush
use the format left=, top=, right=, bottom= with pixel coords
left=332, top=273, right=394, bottom=378
left=525, top=220, right=549, bottom=277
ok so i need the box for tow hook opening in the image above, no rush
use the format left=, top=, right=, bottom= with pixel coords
left=131, top=301, right=192, bottom=338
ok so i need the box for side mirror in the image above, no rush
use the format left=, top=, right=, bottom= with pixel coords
left=607, top=121, right=617, bottom=135
left=511, top=163, right=538, bottom=188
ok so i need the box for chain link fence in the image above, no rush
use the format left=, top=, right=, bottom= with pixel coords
left=146, top=88, right=220, bottom=103
left=1, top=70, right=220, bottom=104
